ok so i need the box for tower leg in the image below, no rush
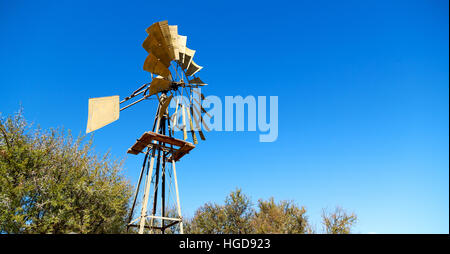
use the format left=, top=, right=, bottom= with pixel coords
left=172, top=159, right=184, bottom=234
left=138, top=149, right=157, bottom=234
left=149, top=144, right=162, bottom=232
left=138, top=109, right=162, bottom=234
left=127, top=148, right=149, bottom=231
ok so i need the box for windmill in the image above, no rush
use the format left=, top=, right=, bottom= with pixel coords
left=85, top=21, right=209, bottom=234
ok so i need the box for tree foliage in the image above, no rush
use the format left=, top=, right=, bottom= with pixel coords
left=252, top=198, right=308, bottom=234
left=0, top=110, right=132, bottom=233
left=321, top=206, right=357, bottom=234
left=186, top=189, right=357, bottom=234
left=0, top=110, right=358, bottom=234
left=186, top=189, right=253, bottom=234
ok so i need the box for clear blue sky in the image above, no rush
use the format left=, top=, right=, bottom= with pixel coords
left=1, top=0, right=448, bottom=233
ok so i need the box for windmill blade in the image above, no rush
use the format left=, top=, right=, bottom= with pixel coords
left=181, top=47, right=195, bottom=70
left=185, top=94, right=210, bottom=140
left=191, top=101, right=202, bottom=120
left=185, top=105, right=198, bottom=144
left=185, top=61, right=203, bottom=76
left=158, top=94, right=173, bottom=119
left=190, top=105, right=206, bottom=140
left=149, top=77, right=172, bottom=96
left=191, top=102, right=211, bottom=132
left=190, top=90, right=212, bottom=129
left=169, top=25, right=180, bottom=61
left=170, top=97, right=180, bottom=136
left=177, top=35, right=187, bottom=64
left=86, top=95, right=120, bottom=133
left=192, top=97, right=212, bottom=118
left=192, top=89, right=206, bottom=100
left=143, top=52, right=171, bottom=79
left=142, top=21, right=174, bottom=65
left=192, top=97, right=208, bottom=115
left=181, top=104, right=188, bottom=141
left=188, top=77, right=207, bottom=86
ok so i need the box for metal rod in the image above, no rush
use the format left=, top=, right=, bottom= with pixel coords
left=163, top=220, right=181, bottom=230
left=132, top=83, right=149, bottom=95
left=172, top=159, right=184, bottom=234
left=138, top=106, right=162, bottom=234
left=166, top=113, right=184, bottom=233
left=120, top=96, right=146, bottom=111
left=127, top=147, right=150, bottom=229
left=161, top=118, right=167, bottom=234
left=150, top=133, right=162, bottom=231
left=138, top=146, right=157, bottom=234
left=120, top=85, right=148, bottom=104
left=146, top=215, right=182, bottom=222
left=171, top=62, right=181, bottom=81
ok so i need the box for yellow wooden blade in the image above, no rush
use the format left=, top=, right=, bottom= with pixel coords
left=142, top=21, right=174, bottom=66
left=198, top=129, right=206, bottom=140
left=143, top=52, right=171, bottom=79
left=186, top=105, right=198, bottom=144
left=189, top=77, right=207, bottom=86
left=192, top=89, right=205, bottom=100
left=193, top=97, right=212, bottom=118
left=86, top=95, right=119, bottom=133
left=169, top=25, right=179, bottom=61
left=149, top=77, right=172, bottom=96
left=171, top=97, right=180, bottom=136
left=185, top=60, right=203, bottom=76
left=181, top=104, right=188, bottom=140
left=190, top=105, right=206, bottom=140
left=192, top=102, right=202, bottom=120
left=192, top=102, right=211, bottom=132
left=181, top=47, right=195, bottom=70
left=177, top=35, right=187, bottom=64
left=158, top=94, right=173, bottom=119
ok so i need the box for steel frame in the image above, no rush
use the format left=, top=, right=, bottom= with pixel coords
left=126, top=100, right=193, bottom=234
